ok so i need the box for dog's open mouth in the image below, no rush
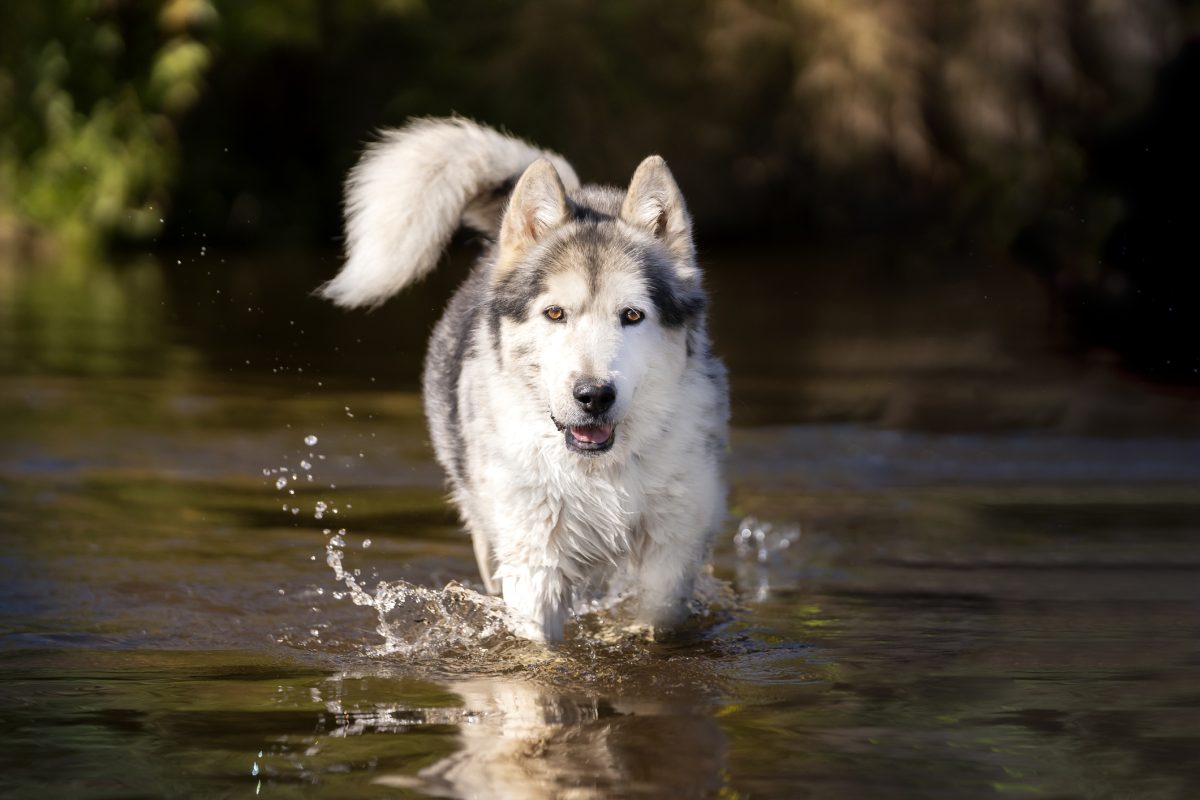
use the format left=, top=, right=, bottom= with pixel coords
left=567, top=424, right=615, bottom=452
left=552, top=415, right=617, bottom=454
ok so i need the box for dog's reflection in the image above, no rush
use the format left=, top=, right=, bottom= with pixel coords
left=369, top=679, right=726, bottom=798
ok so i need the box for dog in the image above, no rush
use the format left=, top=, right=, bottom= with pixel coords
left=320, top=118, right=728, bottom=641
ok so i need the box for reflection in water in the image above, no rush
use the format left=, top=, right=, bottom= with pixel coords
left=313, top=676, right=727, bottom=799
left=0, top=255, right=174, bottom=377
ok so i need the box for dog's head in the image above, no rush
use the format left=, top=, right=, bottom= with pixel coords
left=489, top=157, right=706, bottom=457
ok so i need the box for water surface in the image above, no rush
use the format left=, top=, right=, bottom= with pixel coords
left=1, top=250, right=1198, bottom=798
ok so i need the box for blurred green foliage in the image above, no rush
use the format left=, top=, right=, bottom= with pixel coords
left=0, top=0, right=1192, bottom=251
left=0, top=0, right=217, bottom=247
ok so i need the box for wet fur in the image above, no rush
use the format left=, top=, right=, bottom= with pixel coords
left=322, top=118, right=728, bottom=641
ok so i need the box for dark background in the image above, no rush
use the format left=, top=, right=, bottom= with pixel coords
left=1, top=0, right=1198, bottom=383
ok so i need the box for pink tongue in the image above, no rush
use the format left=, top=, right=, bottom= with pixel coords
left=570, top=424, right=614, bottom=444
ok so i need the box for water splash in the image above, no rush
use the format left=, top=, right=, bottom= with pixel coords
left=734, top=516, right=799, bottom=563
left=254, top=432, right=525, bottom=656
left=268, top=432, right=746, bottom=660
left=323, top=528, right=518, bottom=657
left=733, top=516, right=801, bottom=602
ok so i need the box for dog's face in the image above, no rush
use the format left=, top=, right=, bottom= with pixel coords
left=490, top=158, right=704, bottom=457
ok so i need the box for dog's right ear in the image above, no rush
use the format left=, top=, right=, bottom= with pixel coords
left=496, top=159, right=569, bottom=278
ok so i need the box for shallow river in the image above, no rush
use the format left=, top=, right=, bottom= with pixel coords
left=1, top=250, right=1199, bottom=798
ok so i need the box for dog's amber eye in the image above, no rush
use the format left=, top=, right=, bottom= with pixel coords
left=544, top=306, right=565, bottom=322
left=622, top=308, right=643, bottom=325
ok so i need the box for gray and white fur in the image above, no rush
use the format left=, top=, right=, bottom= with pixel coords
left=321, top=117, right=728, bottom=642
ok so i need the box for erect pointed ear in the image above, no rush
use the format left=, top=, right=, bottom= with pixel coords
left=620, top=155, right=696, bottom=277
left=496, top=159, right=570, bottom=278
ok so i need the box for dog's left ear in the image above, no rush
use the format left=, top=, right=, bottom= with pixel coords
left=620, top=156, right=697, bottom=279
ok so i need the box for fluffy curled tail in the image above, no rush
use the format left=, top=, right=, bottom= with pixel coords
left=319, top=117, right=581, bottom=308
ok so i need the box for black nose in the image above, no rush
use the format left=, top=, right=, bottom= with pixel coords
left=573, top=379, right=616, bottom=415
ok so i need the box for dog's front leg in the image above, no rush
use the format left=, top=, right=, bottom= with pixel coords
left=635, top=477, right=722, bottom=633
left=633, top=534, right=704, bottom=633
left=634, top=452, right=725, bottom=633
left=496, top=562, right=570, bottom=642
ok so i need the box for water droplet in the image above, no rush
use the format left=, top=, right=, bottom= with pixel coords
left=251, top=761, right=259, bottom=776
left=362, top=539, right=372, bottom=548
left=304, top=434, right=319, bottom=446
left=300, top=460, right=312, bottom=471
left=275, top=477, right=288, bottom=490
left=291, top=507, right=300, bottom=515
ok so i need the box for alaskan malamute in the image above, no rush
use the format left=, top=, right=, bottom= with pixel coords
left=321, top=118, right=728, bottom=641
